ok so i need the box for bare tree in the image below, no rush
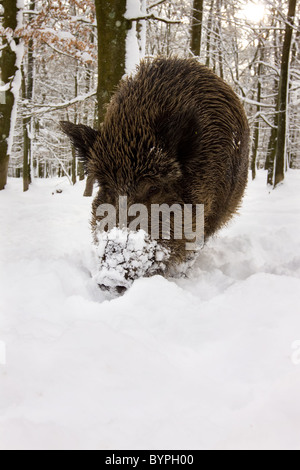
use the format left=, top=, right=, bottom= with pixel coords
left=251, top=37, right=264, bottom=180
left=0, top=0, right=23, bottom=190
left=22, top=0, right=35, bottom=192
left=274, top=0, right=297, bottom=187
left=95, top=0, right=129, bottom=124
left=190, top=0, right=204, bottom=56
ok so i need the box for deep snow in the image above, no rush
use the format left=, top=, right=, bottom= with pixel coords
left=0, top=171, right=300, bottom=450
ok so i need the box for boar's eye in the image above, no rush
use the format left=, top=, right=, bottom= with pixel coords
left=100, top=186, right=115, bottom=203
left=148, top=186, right=160, bottom=197
left=106, top=189, right=116, bottom=202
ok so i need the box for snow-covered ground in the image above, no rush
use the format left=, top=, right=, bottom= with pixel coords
left=0, top=171, right=300, bottom=450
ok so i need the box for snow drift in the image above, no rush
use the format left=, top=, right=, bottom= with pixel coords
left=0, top=171, right=300, bottom=450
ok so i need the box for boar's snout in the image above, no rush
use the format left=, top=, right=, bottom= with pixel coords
left=93, top=228, right=171, bottom=293
left=99, top=284, right=127, bottom=296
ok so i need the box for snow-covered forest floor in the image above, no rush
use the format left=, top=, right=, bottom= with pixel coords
left=1, top=171, right=300, bottom=450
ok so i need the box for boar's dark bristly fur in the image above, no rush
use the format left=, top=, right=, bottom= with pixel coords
left=61, top=58, right=250, bottom=271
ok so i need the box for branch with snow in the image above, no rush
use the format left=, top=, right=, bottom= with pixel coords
left=70, top=16, right=97, bottom=29
left=24, top=90, right=97, bottom=117
left=45, top=144, right=73, bottom=186
left=264, top=0, right=300, bottom=32
left=147, top=0, right=168, bottom=10
left=240, top=97, right=276, bottom=109
left=128, top=14, right=182, bottom=25
left=259, top=114, right=278, bottom=129
left=258, top=61, right=281, bottom=76
left=249, top=112, right=278, bottom=129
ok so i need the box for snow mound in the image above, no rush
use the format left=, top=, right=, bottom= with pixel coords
left=94, top=228, right=170, bottom=292
left=1, top=173, right=300, bottom=450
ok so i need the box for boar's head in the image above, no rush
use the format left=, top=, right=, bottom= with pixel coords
left=60, top=110, right=198, bottom=287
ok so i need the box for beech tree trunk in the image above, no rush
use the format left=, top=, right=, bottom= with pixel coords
left=84, top=0, right=130, bottom=197
left=274, top=0, right=297, bottom=188
left=94, top=0, right=129, bottom=123
left=23, top=1, right=35, bottom=192
left=0, top=0, right=22, bottom=191
left=251, top=33, right=268, bottom=180
left=190, top=0, right=204, bottom=57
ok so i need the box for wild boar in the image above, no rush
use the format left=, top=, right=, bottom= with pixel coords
left=61, top=57, right=249, bottom=291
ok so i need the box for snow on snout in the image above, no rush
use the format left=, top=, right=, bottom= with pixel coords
left=93, top=228, right=170, bottom=292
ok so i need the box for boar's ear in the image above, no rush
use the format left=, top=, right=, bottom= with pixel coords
left=60, top=121, right=98, bottom=171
